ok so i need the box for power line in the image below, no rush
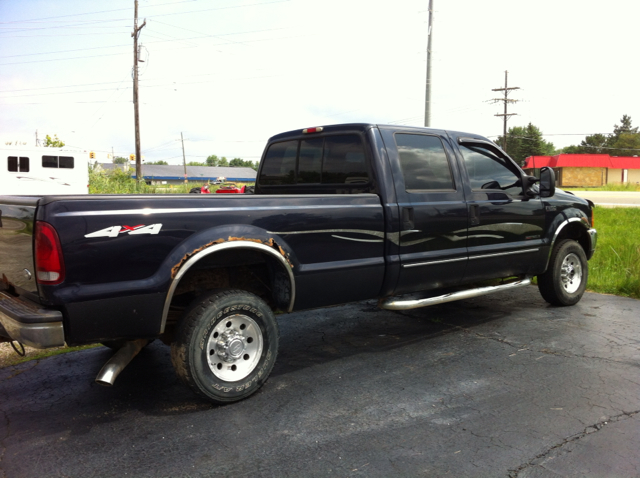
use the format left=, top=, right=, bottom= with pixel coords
left=0, top=29, right=297, bottom=66
left=0, top=1, right=290, bottom=30
left=0, top=1, right=215, bottom=25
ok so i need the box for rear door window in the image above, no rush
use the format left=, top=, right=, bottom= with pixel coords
left=395, top=134, right=455, bottom=191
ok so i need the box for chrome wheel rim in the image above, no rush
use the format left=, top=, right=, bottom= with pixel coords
left=206, top=314, right=263, bottom=382
left=560, top=253, right=582, bottom=294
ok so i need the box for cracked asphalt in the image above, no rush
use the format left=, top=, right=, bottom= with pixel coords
left=1, top=286, right=639, bottom=477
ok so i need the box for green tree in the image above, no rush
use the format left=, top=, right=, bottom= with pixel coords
left=113, top=156, right=128, bottom=164
left=576, top=133, right=609, bottom=154
left=559, top=145, right=582, bottom=154
left=494, top=123, right=556, bottom=165
left=611, top=114, right=638, bottom=140
left=229, top=157, right=258, bottom=170
left=44, top=134, right=65, bottom=147
left=206, top=154, right=257, bottom=169
left=609, top=133, right=640, bottom=156
left=146, top=160, right=169, bottom=165
left=562, top=115, right=640, bottom=156
left=186, top=161, right=206, bottom=166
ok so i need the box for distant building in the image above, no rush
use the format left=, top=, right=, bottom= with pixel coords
left=97, top=164, right=257, bottom=185
left=524, top=154, right=640, bottom=187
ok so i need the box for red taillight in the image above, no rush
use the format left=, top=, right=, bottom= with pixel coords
left=302, top=126, right=324, bottom=134
left=35, top=221, right=65, bottom=285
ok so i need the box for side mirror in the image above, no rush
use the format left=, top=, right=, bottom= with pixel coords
left=539, top=167, right=556, bottom=198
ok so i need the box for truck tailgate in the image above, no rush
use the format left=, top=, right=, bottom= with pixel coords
left=0, top=196, right=39, bottom=294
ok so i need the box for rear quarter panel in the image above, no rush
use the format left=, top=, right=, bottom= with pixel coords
left=38, top=193, right=385, bottom=343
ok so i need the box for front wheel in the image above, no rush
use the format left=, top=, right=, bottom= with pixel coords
left=171, top=290, right=278, bottom=404
left=538, top=239, right=588, bottom=306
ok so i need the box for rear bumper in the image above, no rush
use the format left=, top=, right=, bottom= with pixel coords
left=0, top=291, right=65, bottom=349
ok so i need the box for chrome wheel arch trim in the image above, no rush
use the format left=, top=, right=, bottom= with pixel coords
left=546, top=216, right=594, bottom=269
left=160, top=241, right=295, bottom=333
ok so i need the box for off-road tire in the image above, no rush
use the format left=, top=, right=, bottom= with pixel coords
left=538, top=239, right=588, bottom=306
left=171, top=289, right=278, bottom=404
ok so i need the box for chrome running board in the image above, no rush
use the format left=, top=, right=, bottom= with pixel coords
left=379, top=277, right=532, bottom=311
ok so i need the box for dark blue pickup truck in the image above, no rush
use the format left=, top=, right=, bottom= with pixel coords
left=0, top=123, right=597, bottom=403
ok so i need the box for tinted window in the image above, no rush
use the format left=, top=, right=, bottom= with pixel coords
left=459, top=144, right=522, bottom=195
left=395, top=134, right=454, bottom=191
left=322, top=135, right=368, bottom=184
left=8, top=156, right=18, bottom=172
left=258, top=140, right=298, bottom=185
left=259, top=134, right=369, bottom=186
left=298, top=138, right=323, bottom=183
left=42, top=155, right=58, bottom=168
left=59, top=156, right=74, bottom=168
left=19, top=157, right=29, bottom=172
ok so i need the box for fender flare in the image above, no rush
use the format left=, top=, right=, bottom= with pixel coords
left=160, top=240, right=296, bottom=333
left=545, top=216, right=596, bottom=269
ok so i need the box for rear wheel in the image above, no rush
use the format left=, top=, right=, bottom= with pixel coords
left=171, top=289, right=278, bottom=404
left=538, top=239, right=588, bottom=306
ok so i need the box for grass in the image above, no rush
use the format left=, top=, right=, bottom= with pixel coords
left=89, top=167, right=252, bottom=194
left=587, top=207, right=640, bottom=299
left=0, top=343, right=98, bottom=369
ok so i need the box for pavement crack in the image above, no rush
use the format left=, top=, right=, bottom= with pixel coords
left=410, top=316, right=639, bottom=368
left=1, top=359, right=41, bottom=381
left=508, top=410, right=640, bottom=478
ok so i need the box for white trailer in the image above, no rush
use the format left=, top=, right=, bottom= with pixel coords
left=1, top=147, right=89, bottom=195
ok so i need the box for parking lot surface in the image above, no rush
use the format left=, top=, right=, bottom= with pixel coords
left=1, top=286, right=639, bottom=477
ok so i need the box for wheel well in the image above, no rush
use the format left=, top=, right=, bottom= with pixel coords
left=554, top=222, right=591, bottom=256
left=171, top=248, right=291, bottom=310
left=161, top=247, right=292, bottom=344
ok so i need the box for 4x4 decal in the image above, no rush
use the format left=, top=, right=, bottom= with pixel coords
left=85, top=224, right=162, bottom=238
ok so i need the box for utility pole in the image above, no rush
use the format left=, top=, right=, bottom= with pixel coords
left=424, top=0, right=434, bottom=127
left=491, top=70, right=519, bottom=152
left=132, top=0, right=146, bottom=181
left=181, top=132, right=188, bottom=185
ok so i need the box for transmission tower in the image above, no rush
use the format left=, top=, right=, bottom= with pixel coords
left=491, top=70, right=519, bottom=152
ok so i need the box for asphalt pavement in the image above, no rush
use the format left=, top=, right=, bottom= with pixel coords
left=571, top=190, right=640, bottom=207
left=1, top=286, right=639, bottom=477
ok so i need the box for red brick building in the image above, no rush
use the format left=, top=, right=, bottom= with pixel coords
left=523, top=154, right=640, bottom=187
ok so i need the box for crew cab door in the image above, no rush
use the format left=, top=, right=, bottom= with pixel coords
left=379, top=128, right=469, bottom=295
left=452, top=136, right=545, bottom=282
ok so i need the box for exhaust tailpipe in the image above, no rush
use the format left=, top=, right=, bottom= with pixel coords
left=95, top=339, right=149, bottom=386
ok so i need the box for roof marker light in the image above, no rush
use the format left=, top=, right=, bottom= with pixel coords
left=302, top=127, right=324, bottom=134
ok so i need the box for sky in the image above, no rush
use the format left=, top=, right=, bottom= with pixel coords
left=1, top=0, right=639, bottom=165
